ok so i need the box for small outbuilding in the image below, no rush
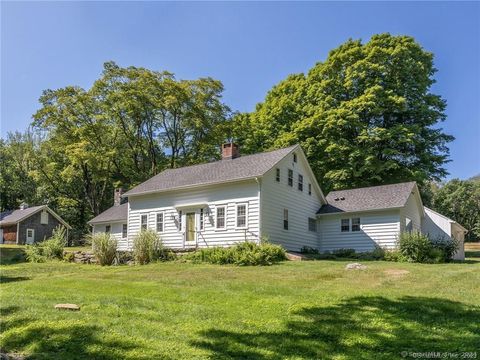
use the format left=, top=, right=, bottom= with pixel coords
left=0, top=204, right=71, bottom=245
left=422, top=207, right=467, bottom=260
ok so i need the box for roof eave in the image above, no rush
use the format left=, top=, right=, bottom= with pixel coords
left=88, top=218, right=127, bottom=225
left=123, top=176, right=264, bottom=198
left=317, top=206, right=403, bottom=216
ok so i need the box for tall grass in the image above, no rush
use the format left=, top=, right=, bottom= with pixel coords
left=89, top=233, right=117, bottom=266
left=132, top=230, right=173, bottom=264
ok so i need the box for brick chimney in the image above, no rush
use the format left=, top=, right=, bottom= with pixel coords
left=114, top=188, right=124, bottom=206
left=222, top=143, right=240, bottom=160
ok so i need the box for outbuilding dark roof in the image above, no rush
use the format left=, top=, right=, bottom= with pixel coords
left=88, top=203, right=128, bottom=225
left=124, top=145, right=299, bottom=197
left=0, top=206, right=45, bottom=225
left=317, top=182, right=417, bottom=215
left=0, top=205, right=71, bottom=228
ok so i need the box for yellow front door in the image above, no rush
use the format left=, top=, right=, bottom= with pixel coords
left=186, top=212, right=196, bottom=243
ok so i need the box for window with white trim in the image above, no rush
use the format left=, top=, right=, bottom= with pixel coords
left=141, top=215, right=148, bottom=230
left=308, top=218, right=317, bottom=232
left=293, top=153, right=297, bottom=163
left=178, top=211, right=182, bottom=231
left=106, top=225, right=111, bottom=233
left=200, top=208, right=204, bottom=230
left=216, top=206, right=226, bottom=229
left=275, top=168, right=280, bottom=182
left=308, top=183, right=312, bottom=196
left=156, top=213, right=164, bottom=232
left=236, top=203, right=247, bottom=228
left=122, top=224, right=127, bottom=238
left=283, top=209, right=289, bottom=230
left=341, top=219, right=349, bottom=232
left=352, top=218, right=361, bottom=232
left=298, top=174, right=303, bottom=191
left=288, top=169, right=293, bottom=187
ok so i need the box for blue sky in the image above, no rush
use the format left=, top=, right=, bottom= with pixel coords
left=2, top=1, right=479, bottom=179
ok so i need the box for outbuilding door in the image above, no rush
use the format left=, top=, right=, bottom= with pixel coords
left=26, top=228, right=35, bottom=244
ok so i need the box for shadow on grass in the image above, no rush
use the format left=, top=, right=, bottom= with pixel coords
left=0, top=275, right=30, bottom=284
left=1, top=305, right=167, bottom=360
left=193, top=296, right=480, bottom=360
left=1, top=321, right=168, bottom=360
left=0, top=247, right=27, bottom=265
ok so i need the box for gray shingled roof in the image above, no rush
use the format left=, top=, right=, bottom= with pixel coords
left=317, top=182, right=417, bottom=214
left=124, top=145, right=299, bottom=197
left=0, top=205, right=71, bottom=228
left=0, top=205, right=45, bottom=225
left=88, top=203, right=128, bottom=224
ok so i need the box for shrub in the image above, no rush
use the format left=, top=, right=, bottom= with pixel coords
left=332, top=248, right=356, bottom=258
left=132, top=229, right=171, bottom=264
left=384, top=249, right=404, bottom=262
left=24, top=226, right=67, bottom=263
left=186, top=241, right=286, bottom=266
left=428, top=248, right=446, bottom=264
left=314, top=252, right=337, bottom=260
left=432, top=236, right=459, bottom=262
left=63, top=252, right=75, bottom=262
left=43, top=226, right=67, bottom=259
left=25, top=245, right=47, bottom=263
left=300, top=246, right=319, bottom=254
left=398, top=231, right=433, bottom=263
left=89, top=233, right=117, bottom=266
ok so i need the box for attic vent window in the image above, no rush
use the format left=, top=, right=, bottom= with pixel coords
left=340, top=197, right=345, bottom=200
left=40, top=210, right=49, bottom=225
left=334, top=198, right=340, bottom=201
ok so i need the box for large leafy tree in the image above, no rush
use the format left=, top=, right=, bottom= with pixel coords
left=233, top=34, right=453, bottom=192
left=0, top=132, right=39, bottom=211
left=432, top=179, right=480, bottom=241
left=25, top=62, right=230, bottom=237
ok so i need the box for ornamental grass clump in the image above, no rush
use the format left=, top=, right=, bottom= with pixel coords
left=43, top=226, right=67, bottom=259
left=90, top=233, right=117, bottom=266
left=132, top=229, right=173, bottom=264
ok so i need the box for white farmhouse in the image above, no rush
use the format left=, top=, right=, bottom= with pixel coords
left=88, top=143, right=466, bottom=259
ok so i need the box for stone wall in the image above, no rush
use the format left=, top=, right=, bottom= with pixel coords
left=64, top=250, right=97, bottom=264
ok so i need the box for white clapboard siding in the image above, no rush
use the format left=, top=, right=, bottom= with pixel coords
left=93, top=222, right=128, bottom=250
left=318, top=210, right=401, bottom=252
left=400, top=192, right=423, bottom=232
left=260, top=149, right=324, bottom=251
left=127, top=180, right=260, bottom=250
left=422, top=207, right=465, bottom=260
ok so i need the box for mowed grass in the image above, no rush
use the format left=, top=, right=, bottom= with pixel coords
left=0, top=250, right=479, bottom=359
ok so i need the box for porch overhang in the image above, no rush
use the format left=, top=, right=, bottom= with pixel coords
left=174, top=202, right=208, bottom=210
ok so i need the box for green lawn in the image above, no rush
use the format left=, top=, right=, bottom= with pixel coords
left=0, top=252, right=479, bottom=359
